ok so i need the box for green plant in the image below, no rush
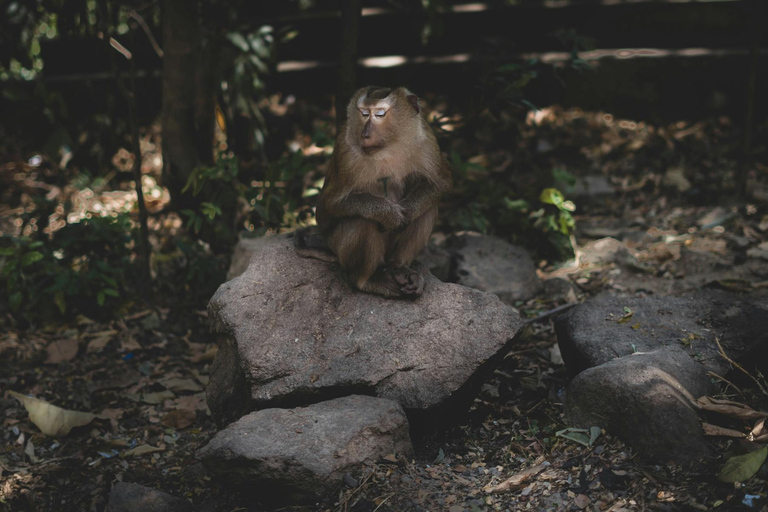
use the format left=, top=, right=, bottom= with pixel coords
left=0, top=214, right=133, bottom=323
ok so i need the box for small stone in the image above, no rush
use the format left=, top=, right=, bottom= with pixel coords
left=106, top=482, right=191, bottom=512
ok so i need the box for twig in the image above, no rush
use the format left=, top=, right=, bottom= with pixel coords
left=715, top=337, right=768, bottom=397
left=128, top=10, right=164, bottom=58
left=707, top=371, right=742, bottom=393
left=525, top=302, right=580, bottom=324
left=371, top=493, right=395, bottom=512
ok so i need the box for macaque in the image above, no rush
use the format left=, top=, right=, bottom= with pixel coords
left=296, top=86, right=451, bottom=298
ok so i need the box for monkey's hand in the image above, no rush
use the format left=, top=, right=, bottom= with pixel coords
left=374, top=202, right=406, bottom=232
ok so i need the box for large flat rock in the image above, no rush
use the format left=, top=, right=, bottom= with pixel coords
left=565, top=346, right=713, bottom=464
left=555, top=290, right=768, bottom=377
left=449, top=233, right=542, bottom=304
left=208, top=234, right=523, bottom=427
left=198, top=395, right=412, bottom=505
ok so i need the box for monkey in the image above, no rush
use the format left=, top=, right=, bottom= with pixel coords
left=295, top=86, right=452, bottom=298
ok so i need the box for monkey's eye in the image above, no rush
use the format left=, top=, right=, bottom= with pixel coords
left=374, top=109, right=387, bottom=117
left=361, top=109, right=370, bottom=117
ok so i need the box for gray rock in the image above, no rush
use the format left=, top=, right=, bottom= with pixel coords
left=542, top=277, right=577, bottom=303
left=229, top=236, right=452, bottom=282
left=198, top=395, right=412, bottom=505
left=565, top=346, right=712, bottom=464
left=227, top=237, right=263, bottom=280
left=555, top=290, right=768, bottom=377
left=418, top=242, right=451, bottom=282
left=107, top=483, right=191, bottom=512
left=449, top=233, right=542, bottom=304
left=208, top=234, right=522, bottom=427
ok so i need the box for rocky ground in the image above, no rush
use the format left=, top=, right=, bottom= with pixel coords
left=2, top=106, right=768, bottom=511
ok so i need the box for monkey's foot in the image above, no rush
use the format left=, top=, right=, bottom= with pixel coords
left=388, top=266, right=425, bottom=296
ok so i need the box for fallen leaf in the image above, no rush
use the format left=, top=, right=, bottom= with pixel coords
left=9, top=391, right=98, bottom=437
left=86, top=334, right=113, bottom=353
left=702, top=422, right=745, bottom=438
left=697, top=397, right=768, bottom=420
left=24, top=438, right=39, bottom=463
left=120, top=336, right=142, bottom=352
left=45, top=338, right=79, bottom=364
left=574, top=494, right=591, bottom=509
left=161, top=409, right=196, bottom=429
left=556, top=427, right=601, bottom=447
left=485, top=462, right=549, bottom=494
left=190, top=345, right=218, bottom=363
left=162, top=378, right=203, bottom=393
left=122, top=444, right=164, bottom=457
left=141, top=390, right=175, bottom=404
left=718, top=446, right=768, bottom=483
left=749, top=418, right=766, bottom=442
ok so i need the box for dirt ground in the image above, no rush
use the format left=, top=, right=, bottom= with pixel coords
left=2, top=106, right=768, bottom=512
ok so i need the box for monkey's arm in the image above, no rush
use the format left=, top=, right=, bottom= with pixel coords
left=399, top=165, right=452, bottom=222
left=323, top=192, right=404, bottom=231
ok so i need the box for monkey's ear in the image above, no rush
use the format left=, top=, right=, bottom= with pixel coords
left=406, top=94, right=420, bottom=114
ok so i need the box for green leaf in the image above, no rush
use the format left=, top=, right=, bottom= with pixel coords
left=54, top=291, right=66, bottom=314
left=97, top=290, right=105, bottom=306
left=540, top=188, right=565, bottom=207
left=21, top=251, right=44, bottom=267
left=0, top=247, right=15, bottom=256
left=556, top=427, right=601, bottom=447
left=226, top=32, right=250, bottom=52
left=103, top=288, right=119, bottom=297
left=718, top=446, right=767, bottom=483
left=504, top=198, right=530, bottom=211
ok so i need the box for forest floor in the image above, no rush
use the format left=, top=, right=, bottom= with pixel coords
left=1, top=105, right=768, bottom=512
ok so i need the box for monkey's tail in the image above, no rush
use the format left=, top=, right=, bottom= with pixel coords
left=293, top=226, right=338, bottom=263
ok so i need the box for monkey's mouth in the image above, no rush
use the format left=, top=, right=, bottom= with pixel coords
left=360, top=139, right=383, bottom=152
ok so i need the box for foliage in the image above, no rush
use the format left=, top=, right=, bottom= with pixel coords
left=447, top=154, right=576, bottom=262
left=0, top=214, right=133, bottom=324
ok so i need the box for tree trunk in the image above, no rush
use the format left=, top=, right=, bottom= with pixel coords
left=161, top=0, right=235, bottom=249
left=161, top=0, right=204, bottom=211
left=336, top=0, right=362, bottom=132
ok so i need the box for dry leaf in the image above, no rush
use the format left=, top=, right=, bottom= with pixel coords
left=485, top=462, right=550, bottom=494
left=161, top=409, right=196, bottom=429
left=697, top=397, right=768, bottom=420
left=24, top=438, right=39, bottom=463
left=162, top=378, right=203, bottom=393
left=749, top=418, right=766, bottom=442
left=120, top=336, right=142, bottom=352
left=122, top=444, right=164, bottom=457
left=9, top=391, right=98, bottom=437
left=141, top=390, right=175, bottom=404
left=86, top=334, right=113, bottom=353
left=190, top=345, right=218, bottom=363
left=45, top=338, right=79, bottom=364
left=702, top=422, right=745, bottom=438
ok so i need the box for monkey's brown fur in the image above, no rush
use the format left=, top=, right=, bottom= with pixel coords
left=298, top=86, right=451, bottom=298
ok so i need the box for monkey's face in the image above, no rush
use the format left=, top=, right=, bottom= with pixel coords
left=356, top=99, right=392, bottom=151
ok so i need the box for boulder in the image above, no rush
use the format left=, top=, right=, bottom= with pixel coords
left=556, top=290, right=768, bottom=463
left=555, top=290, right=768, bottom=377
left=208, top=234, right=522, bottom=427
left=107, top=483, right=191, bottom=512
left=448, top=233, right=542, bottom=304
left=228, top=235, right=451, bottom=282
left=565, top=346, right=713, bottom=464
left=198, top=395, right=412, bottom=505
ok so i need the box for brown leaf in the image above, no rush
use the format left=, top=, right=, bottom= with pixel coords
left=697, top=397, right=768, bottom=420
left=749, top=418, right=766, bottom=441
left=484, top=462, right=550, bottom=494
left=161, top=409, right=196, bottom=429
left=162, top=378, right=203, bottom=393
left=122, top=444, right=164, bottom=457
left=86, top=334, right=113, bottom=353
left=702, top=422, right=745, bottom=438
left=45, top=338, right=79, bottom=364
left=9, top=391, right=98, bottom=437
left=574, top=494, right=591, bottom=509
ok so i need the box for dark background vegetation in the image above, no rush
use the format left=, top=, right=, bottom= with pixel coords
left=0, top=0, right=767, bottom=510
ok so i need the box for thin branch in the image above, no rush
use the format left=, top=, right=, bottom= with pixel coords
left=715, top=337, right=768, bottom=397
left=128, top=10, right=164, bottom=58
